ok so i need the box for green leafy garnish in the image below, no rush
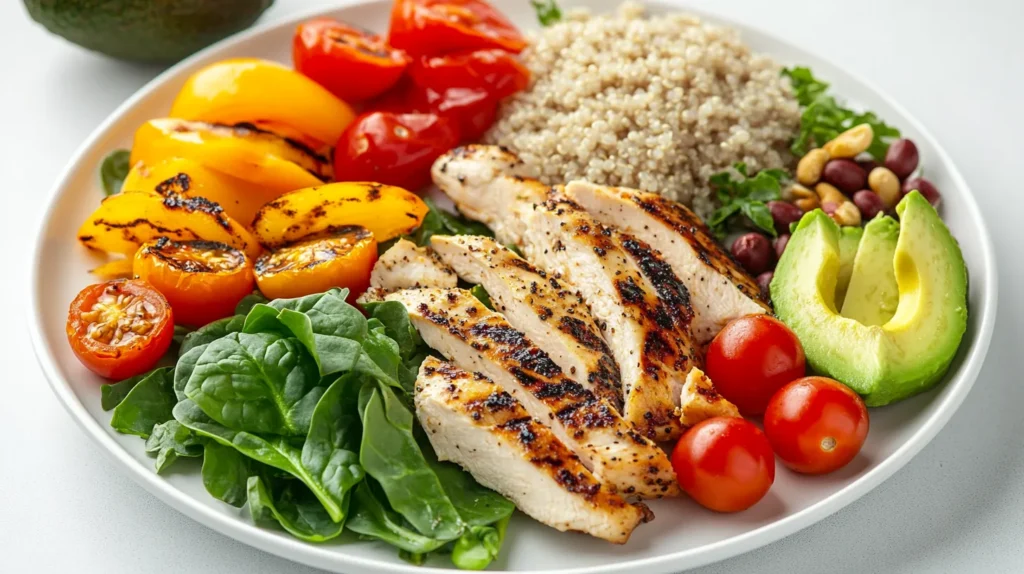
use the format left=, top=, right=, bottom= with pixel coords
left=100, top=149, right=131, bottom=196
left=707, top=162, right=786, bottom=238
left=412, top=199, right=494, bottom=247
left=530, top=0, right=563, bottom=26
left=470, top=285, right=494, bottom=310
left=782, top=66, right=901, bottom=160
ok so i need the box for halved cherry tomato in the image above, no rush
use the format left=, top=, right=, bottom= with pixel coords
left=764, top=377, right=869, bottom=475
left=133, top=238, right=255, bottom=327
left=255, top=226, right=377, bottom=302
left=705, top=315, right=806, bottom=416
left=671, top=417, right=775, bottom=513
left=66, top=280, right=174, bottom=380
left=293, top=18, right=411, bottom=102
left=333, top=111, right=460, bottom=191
left=388, top=0, right=527, bottom=57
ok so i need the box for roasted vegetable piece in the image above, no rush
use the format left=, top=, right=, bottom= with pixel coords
left=123, top=157, right=282, bottom=226
left=131, top=119, right=332, bottom=192
left=251, top=182, right=428, bottom=248
left=90, top=258, right=134, bottom=280
left=77, top=190, right=261, bottom=259
left=388, top=0, right=527, bottom=57
left=255, top=226, right=378, bottom=301
left=66, top=280, right=174, bottom=379
left=134, top=238, right=256, bottom=327
left=169, top=58, right=356, bottom=145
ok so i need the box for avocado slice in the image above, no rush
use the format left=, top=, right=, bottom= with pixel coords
left=834, top=226, right=864, bottom=309
left=841, top=216, right=900, bottom=326
left=25, top=0, right=273, bottom=63
left=770, top=191, right=967, bottom=406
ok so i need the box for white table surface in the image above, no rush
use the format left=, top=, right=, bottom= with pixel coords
left=2, top=0, right=1022, bottom=572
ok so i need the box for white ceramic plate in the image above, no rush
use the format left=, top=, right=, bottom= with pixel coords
left=28, top=1, right=998, bottom=572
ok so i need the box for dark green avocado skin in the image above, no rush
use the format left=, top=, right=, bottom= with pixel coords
left=25, top=0, right=274, bottom=63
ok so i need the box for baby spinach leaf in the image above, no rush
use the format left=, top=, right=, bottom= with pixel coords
left=184, top=332, right=325, bottom=436
left=364, top=300, right=422, bottom=359
left=469, top=285, right=494, bottom=311
left=300, top=375, right=365, bottom=514
left=179, top=314, right=246, bottom=358
left=451, top=517, right=510, bottom=571
left=101, top=369, right=159, bottom=411
left=412, top=199, right=493, bottom=246
left=235, top=291, right=269, bottom=316
left=247, top=475, right=344, bottom=543
left=268, top=288, right=366, bottom=341
left=109, top=367, right=175, bottom=438
left=359, top=384, right=464, bottom=540
left=346, top=480, right=448, bottom=554
left=172, top=325, right=194, bottom=347
left=202, top=442, right=251, bottom=507
left=174, top=399, right=347, bottom=522
left=145, top=420, right=203, bottom=473
left=100, top=149, right=131, bottom=196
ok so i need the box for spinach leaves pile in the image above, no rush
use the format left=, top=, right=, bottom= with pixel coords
left=102, top=288, right=514, bottom=570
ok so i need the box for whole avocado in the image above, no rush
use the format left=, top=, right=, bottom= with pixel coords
left=24, top=0, right=274, bottom=63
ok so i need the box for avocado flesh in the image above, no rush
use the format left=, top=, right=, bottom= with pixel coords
left=25, top=0, right=273, bottom=63
left=841, top=216, right=900, bottom=326
left=770, top=192, right=967, bottom=406
left=834, top=226, right=864, bottom=308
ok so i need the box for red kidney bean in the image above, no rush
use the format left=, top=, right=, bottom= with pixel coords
left=822, top=159, right=867, bottom=194
left=767, top=200, right=803, bottom=235
left=731, top=232, right=773, bottom=276
left=852, top=190, right=884, bottom=220
left=773, top=234, right=790, bottom=259
left=756, top=271, right=774, bottom=295
left=902, top=177, right=941, bottom=207
left=885, top=138, right=920, bottom=179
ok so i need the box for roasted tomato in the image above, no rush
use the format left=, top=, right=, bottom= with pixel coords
left=388, top=0, right=527, bottom=57
left=255, top=226, right=378, bottom=302
left=133, top=238, right=255, bottom=327
left=333, top=111, right=460, bottom=190
left=293, top=18, right=411, bottom=102
left=66, top=280, right=174, bottom=380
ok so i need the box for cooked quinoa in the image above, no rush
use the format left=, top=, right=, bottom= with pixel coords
left=485, top=2, right=801, bottom=216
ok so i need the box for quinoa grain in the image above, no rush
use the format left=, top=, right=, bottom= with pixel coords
left=485, top=3, right=800, bottom=216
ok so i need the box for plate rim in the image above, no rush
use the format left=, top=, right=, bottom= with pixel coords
left=27, top=1, right=1000, bottom=573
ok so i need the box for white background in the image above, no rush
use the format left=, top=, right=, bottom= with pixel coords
left=2, top=0, right=1022, bottom=572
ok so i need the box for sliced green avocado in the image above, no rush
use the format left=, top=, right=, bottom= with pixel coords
left=770, top=191, right=968, bottom=406
left=25, top=0, right=273, bottom=63
left=834, top=226, right=864, bottom=309
left=841, top=216, right=900, bottom=325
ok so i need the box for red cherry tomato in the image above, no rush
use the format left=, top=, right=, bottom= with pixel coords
left=333, top=111, right=460, bottom=191
left=388, top=0, right=527, bottom=58
left=705, top=315, right=806, bottom=416
left=66, top=280, right=174, bottom=380
left=671, top=417, right=775, bottom=513
left=409, top=49, right=530, bottom=101
left=293, top=18, right=410, bottom=102
left=764, top=377, right=869, bottom=475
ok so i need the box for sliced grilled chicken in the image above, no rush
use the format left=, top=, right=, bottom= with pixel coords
left=430, top=235, right=622, bottom=410
left=564, top=181, right=770, bottom=342
left=415, top=357, right=648, bottom=543
left=370, top=238, right=457, bottom=291
left=387, top=287, right=679, bottom=498
left=678, top=368, right=740, bottom=427
left=432, top=145, right=545, bottom=246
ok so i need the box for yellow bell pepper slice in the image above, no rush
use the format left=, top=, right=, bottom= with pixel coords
left=78, top=190, right=261, bottom=260
left=123, top=157, right=280, bottom=227
left=170, top=58, right=356, bottom=145
left=130, top=119, right=332, bottom=193
left=251, top=182, right=429, bottom=248
left=90, top=257, right=135, bottom=280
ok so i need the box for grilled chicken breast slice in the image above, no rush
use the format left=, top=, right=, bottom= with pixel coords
left=415, top=357, right=648, bottom=543
left=430, top=235, right=622, bottom=410
left=565, top=181, right=770, bottom=342
left=678, top=368, right=740, bottom=427
left=387, top=287, right=679, bottom=498
left=370, top=238, right=457, bottom=291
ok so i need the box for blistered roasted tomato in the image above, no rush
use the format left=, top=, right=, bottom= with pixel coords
left=409, top=49, right=530, bottom=101
left=254, top=226, right=378, bottom=302
left=293, top=18, right=411, bottom=102
left=333, top=111, right=460, bottom=190
left=66, top=280, right=174, bottom=380
left=133, top=238, right=255, bottom=327
left=388, top=0, right=527, bottom=57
